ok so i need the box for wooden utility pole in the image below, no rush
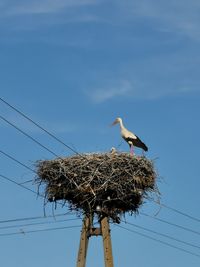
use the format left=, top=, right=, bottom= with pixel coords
left=76, top=215, right=114, bottom=267
left=76, top=216, right=90, bottom=267
left=101, top=217, right=114, bottom=267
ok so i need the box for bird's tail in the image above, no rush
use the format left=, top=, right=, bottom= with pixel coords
left=135, top=135, right=148, bottom=152
left=141, top=142, right=148, bottom=152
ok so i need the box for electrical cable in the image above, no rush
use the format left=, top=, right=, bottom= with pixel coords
left=0, top=218, right=81, bottom=230
left=0, top=149, right=36, bottom=174
left=0, top=224, right=81, bottom=237
left=0, top=114, right=59, bottom=157
left=0, top=97, right=81, bottom=156
left=151, top=200, right=200, bottom=223
left=121, top=220, right=200, bottom=250
left=0, top=149, right=37, bottom=184
left=0, top=173, right=39, bottom=196
left=141, top=212, right=200, bottom=236
left=116, top=224, right=200, bottom=259
left=0, top=212, right=75, bottom=224
left=0, top=172, right=67, bottom=209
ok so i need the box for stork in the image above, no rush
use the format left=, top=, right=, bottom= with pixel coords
left=112, top=117, right=148, bottom=155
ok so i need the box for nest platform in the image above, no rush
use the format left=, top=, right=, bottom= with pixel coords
left=36, top=152, right=158, bottom=223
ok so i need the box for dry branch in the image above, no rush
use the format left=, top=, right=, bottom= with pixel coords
left=35, top=152, right=158, bottom=223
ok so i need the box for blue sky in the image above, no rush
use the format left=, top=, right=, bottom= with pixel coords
left=0, top=1, right=200, bottom=266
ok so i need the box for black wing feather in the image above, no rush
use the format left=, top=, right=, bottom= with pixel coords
left=125, top=135, right=148, bottom=151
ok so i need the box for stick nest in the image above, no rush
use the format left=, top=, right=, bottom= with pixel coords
left=36, top=152, right=158, bottom=223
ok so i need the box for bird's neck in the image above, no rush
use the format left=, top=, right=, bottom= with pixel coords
left=119, top=120, right=124, bottom=130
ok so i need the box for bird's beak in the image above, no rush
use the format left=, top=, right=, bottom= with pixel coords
left=111, top=119, right=118, bottom=126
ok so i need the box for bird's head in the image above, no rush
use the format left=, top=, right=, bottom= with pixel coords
left=111, top=117, right=122, bottom=126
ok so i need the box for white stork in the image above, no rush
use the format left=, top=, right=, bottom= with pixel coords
left=112, top=117, right=148, bottom=155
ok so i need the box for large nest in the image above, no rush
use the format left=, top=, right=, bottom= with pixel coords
left=36, top=152, right=158, bottom=223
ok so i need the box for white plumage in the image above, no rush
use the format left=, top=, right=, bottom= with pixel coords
left=112, top=117, right=148, bottom=154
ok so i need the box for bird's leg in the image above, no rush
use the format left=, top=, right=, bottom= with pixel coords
left=130, top=145, right=134, bottom=155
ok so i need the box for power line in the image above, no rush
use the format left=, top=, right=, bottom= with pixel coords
left=122, top=220, right=200, bottom=250
left=19, top=179, right=33, bottom=184
left=0, top=173, right=39, bottom=196
left=0, top=149, right=36, bottom=174
left=0, top=224, right=81, bottom=237
left=0, top=172, right=70, bottom=210
left=0, top=212, right=75, bottom=224
left=0, top=97, right=81, bottom=156
left=141, top=212, right=200, bottom=236
left=0, top=149, right=36, bottom=184
left=0, top=172, right=81, bottom=231
left=0, top=114, right=59, bottom=157
left=116, top=224, right=200, bottom=259
left=151, top=200, right=200, bottom=223
left=0, top=218, right=81, bottom=230
left=0, top=172, right=77, bottom=212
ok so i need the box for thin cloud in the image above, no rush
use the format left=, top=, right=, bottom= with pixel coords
left=86, top=72, right=200, bottom=103
left=121, top=0, right=200, bottom=41
left=3, top=0, right=98, bottom=16
left=88, top=81, right=132, bottom=103
left=4, top=1, right=200, bottom=42
left=0, top=0, right=101, bottom=35
left=2, top=0, right=200, bottom=43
